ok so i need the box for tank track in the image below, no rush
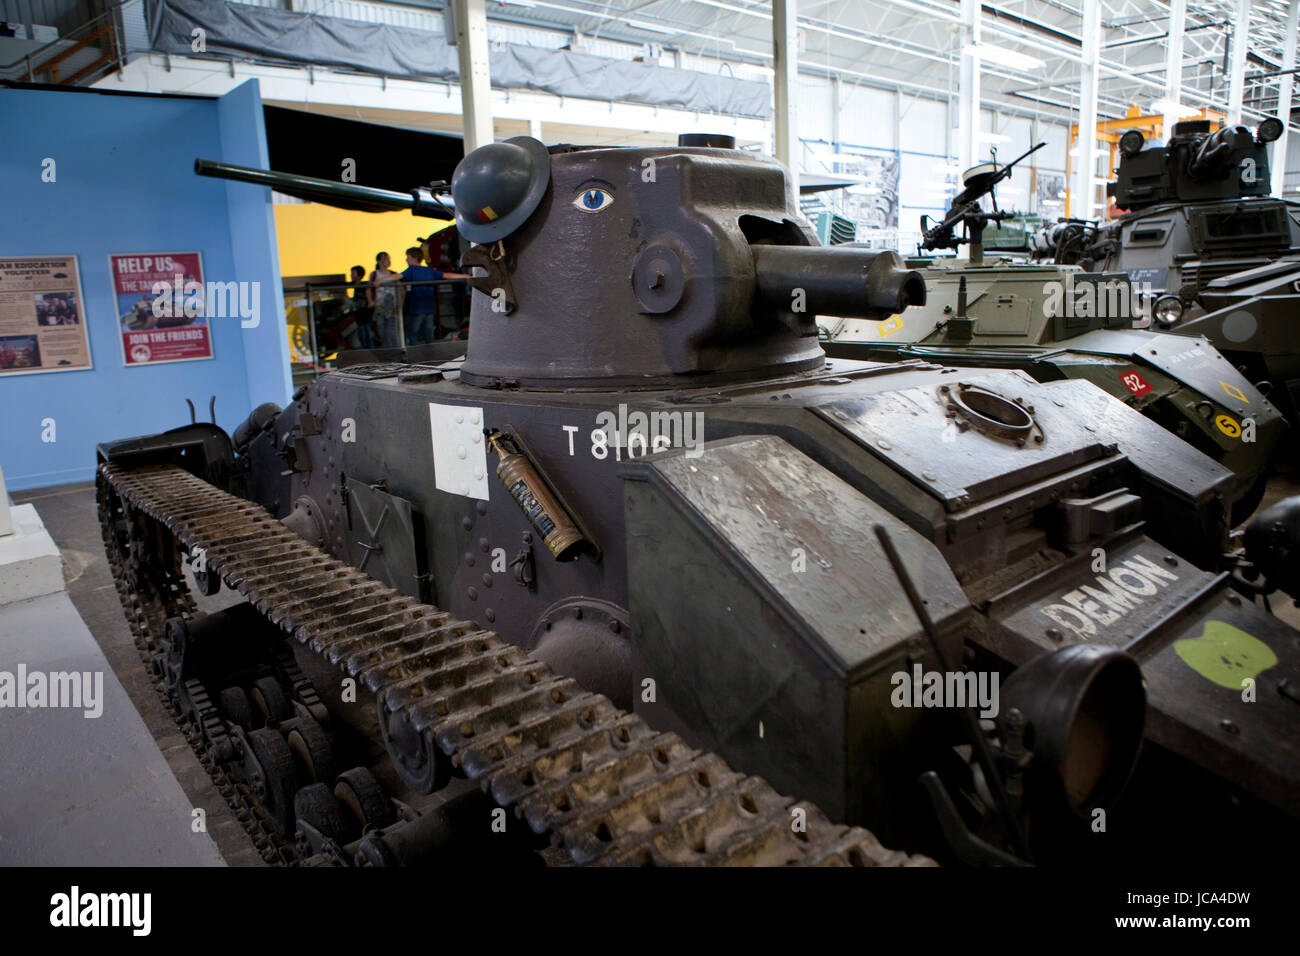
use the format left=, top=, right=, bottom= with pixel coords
left=96, top=473, right=299, bottom=863
left=98, top=460, right=929, bottom=867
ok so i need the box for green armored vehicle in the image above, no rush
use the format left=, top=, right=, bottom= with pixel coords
left=822, top=147, right=1285, bottom=521
left=1043, top=118, right=1300, bottom=425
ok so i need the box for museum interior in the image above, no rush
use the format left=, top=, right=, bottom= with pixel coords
left=0, top=0, right=1298, bottom=892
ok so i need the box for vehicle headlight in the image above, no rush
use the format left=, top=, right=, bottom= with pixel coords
left=1153, top=294, right=1184, bottom=326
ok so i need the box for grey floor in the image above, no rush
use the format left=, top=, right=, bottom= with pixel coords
left=10, top=469, right=1300, bottom=866
left=0, top=591, right=226, bottom=865
left=10, top=482, right=265, bottom=866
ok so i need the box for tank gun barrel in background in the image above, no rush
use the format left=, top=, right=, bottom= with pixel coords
left=194, top=159, right=455, bottom=219
left=752, top=245, right=927, bottom=318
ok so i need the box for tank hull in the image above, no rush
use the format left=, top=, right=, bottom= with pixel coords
left=822, top=260, right=1286, bottom=517
left=220, top=354, right=1298, bottom=838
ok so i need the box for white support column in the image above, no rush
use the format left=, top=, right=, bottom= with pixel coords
left=772, top=0, right=799, bottom=190
left=831, top=73, right=842, bottom=151
left=1273, top=0, right=1299, bottom=197
left=529, top=118, right=543, bottom=142
left=1228, top=0, right=1252, bottom=124
left=957, top=0, right=981, bottom=172
left=453, top=0, right=493, bottom=154
left=1075, top=0, right=1101, bottom=219
left=1163, top=0, right=1187, bottom=139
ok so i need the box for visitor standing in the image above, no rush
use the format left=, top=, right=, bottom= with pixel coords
left=370, top=251, right=401, bottom=348
left=400, top=247, right=467, bottom=344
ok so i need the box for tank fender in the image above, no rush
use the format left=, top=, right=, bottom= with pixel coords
left=622, top=433, right=970, bottom=830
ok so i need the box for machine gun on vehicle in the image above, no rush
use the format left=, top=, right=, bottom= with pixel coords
left=920, top=141, right=1047, bottom=263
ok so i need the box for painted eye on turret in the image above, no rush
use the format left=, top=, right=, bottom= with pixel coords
left=573, top=187, right=614, bottom=213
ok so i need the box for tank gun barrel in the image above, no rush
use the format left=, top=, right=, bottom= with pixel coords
left=752, top=246, right=926, bottom=319
left=194, top=159, right=455, bottom=219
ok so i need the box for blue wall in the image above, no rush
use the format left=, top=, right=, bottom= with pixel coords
left=0, top=80, right=290, bottom=492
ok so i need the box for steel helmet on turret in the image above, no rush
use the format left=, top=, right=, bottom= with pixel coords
left=451, top=136, right=552, bottom=243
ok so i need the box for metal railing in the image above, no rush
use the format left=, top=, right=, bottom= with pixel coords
left=283, top=278, right=470, bottom=383
left=1, top=0, right=127, bottom=85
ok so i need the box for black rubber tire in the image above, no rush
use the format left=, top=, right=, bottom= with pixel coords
left=248, top=728, right=299, bottom=837
left=251, top=676, right=293, bottom=723
left=334, top=766, right=396, bottom=831
left=218, top=686, right=258, bottom=732
left=285, top=714, right=336, bottom=785
left=293, top=782, right=350, bottom=843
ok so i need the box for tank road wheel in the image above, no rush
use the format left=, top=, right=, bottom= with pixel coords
left=286, top=714, right=336, bottom=785
left=161, top=618, right=185, bottom=696
left=219, top=686, right=258, bottom=732
left=334, top=767, right=396, bottom=831
left=294, top=783, right=349, bottom=845
left=251, top=676, right=293, bottom=724
left=246, top=728, right=300, bottom=837
left=378, top=697, right=451, bottom=795
left=190, top=552, right=221, bottom=597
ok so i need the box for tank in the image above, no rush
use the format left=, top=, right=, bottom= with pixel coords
left=95, top=136, right=1300, bottom=868
left=820, top=149, right=1287, bottom=522
left=1035, top=117, right=1300, bottom=425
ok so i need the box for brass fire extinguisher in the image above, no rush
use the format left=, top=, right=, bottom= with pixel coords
left=487, top=430, right=590, bottom=561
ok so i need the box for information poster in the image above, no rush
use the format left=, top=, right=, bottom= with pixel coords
left=0, top=255, right=92, bottom=375
left=110, top=251, right=213, bottom=366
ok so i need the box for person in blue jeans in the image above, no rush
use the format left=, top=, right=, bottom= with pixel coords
left=401, top=247, right=467, bottom=345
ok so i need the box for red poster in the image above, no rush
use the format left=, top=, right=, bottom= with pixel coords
left=110, top=252, right=214, bottom=366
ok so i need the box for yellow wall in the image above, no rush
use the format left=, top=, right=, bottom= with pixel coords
left=273, top=203, right=452, bottom=279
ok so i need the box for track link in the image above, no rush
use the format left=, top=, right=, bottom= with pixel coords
left=99, top=461, right=930, bottom=867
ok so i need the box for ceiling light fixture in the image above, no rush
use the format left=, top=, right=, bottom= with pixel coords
left=964, top=42, right=1045, bottom=72
left=1151, top=98, right=1200, bottom=119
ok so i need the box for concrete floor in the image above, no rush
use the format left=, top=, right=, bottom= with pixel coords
left=0, top=590, right=225, bottom=865
left=10, top=482, right=265, bottom=866
left=10, top=469, right=1300, bottom=865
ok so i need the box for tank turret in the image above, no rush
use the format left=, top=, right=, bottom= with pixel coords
left=448, top=136, right=926, bottom=389
left=1107, top=118, right=1281, bottom=211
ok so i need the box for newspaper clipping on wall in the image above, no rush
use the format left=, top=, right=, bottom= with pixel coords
left=111, top=251, right=214, bottom=366
left=0, top=255, right=92, bottom=376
